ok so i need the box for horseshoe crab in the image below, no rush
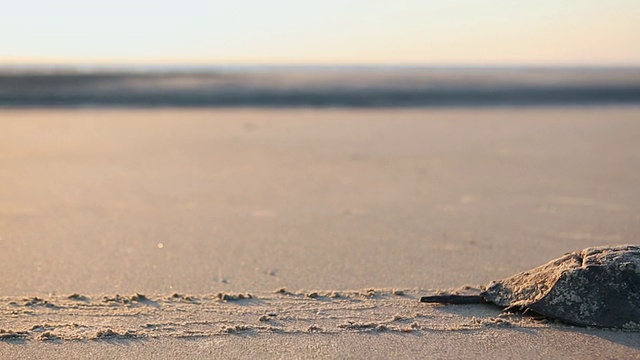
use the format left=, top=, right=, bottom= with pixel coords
left=420, top=245, right=640, bottom=328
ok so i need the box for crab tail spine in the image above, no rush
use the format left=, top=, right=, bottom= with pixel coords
left=419, top=294, right=486, bottom=304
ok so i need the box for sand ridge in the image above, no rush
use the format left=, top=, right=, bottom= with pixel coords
left=0, top=288, right=568, bottom=342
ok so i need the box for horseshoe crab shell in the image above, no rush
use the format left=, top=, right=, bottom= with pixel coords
left=420, top=245, right=640, bottom=328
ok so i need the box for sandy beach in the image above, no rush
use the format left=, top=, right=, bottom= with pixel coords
left=1, top=107, right=640, bottom=358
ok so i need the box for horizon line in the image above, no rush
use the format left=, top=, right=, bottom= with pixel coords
left=2, top=57, right=640, bottom=69
left=2, top=63, right=640, bottom=70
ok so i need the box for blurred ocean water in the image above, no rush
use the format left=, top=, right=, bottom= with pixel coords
left=1, top=66, right=639, bottom=107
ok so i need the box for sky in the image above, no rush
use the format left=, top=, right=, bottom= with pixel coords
left=1, top=0, right=639, bottom=65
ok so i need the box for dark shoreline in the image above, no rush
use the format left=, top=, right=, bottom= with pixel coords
left=2, top=67, right=640, bottom=107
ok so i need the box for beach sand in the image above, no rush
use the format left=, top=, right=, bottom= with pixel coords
left=1, top=107, right=639, bottom=358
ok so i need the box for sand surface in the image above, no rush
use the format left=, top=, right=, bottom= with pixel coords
left=1, top=107, right=640, bottom=358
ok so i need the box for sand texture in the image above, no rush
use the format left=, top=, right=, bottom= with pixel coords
left=1, top=108, right=640, bottom=358
left=0, top=288, right=546, bottom=341
left=1, top=289, right=639, bottom=359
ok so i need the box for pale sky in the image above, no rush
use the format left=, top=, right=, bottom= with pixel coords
left=2, top=0, right=639, bottom=65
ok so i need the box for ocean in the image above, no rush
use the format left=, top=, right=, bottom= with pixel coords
left=1, top=66, right=639, bottom=108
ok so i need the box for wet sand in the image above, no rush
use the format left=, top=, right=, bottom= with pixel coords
left=1, top=108, right=640, bottom=358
